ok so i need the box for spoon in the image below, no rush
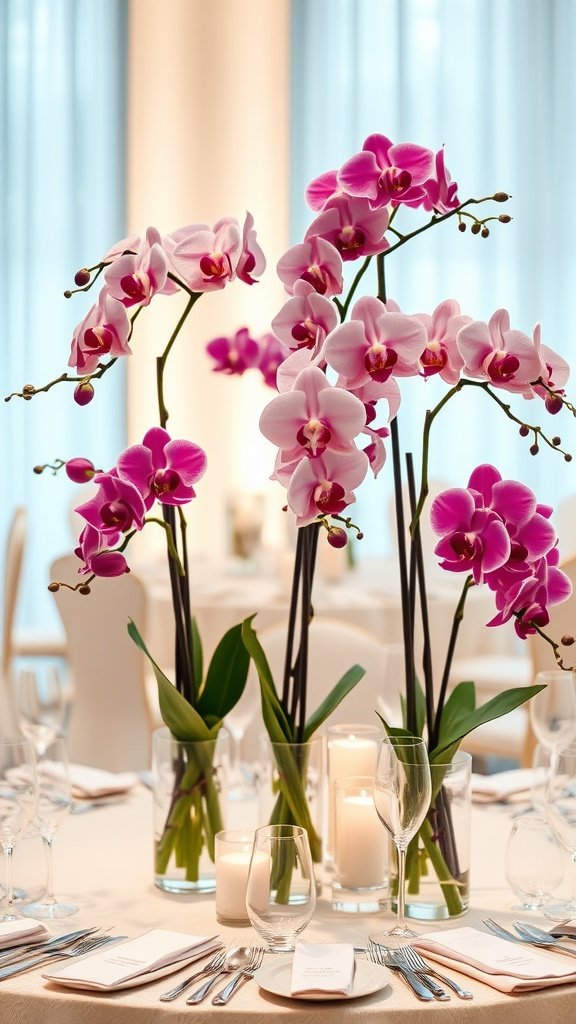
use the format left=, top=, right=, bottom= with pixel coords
left=186, top=947, right=253, bottom=1004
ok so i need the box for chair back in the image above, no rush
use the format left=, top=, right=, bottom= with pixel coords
left=50, top=554, right=155, bottom=771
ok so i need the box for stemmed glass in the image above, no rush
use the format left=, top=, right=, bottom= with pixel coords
left=17, top=665, right=68, bottom=757
left=530, top=670, right=576, bottom=756
left=505, top=813, right=565, bottom=910
left=0, top=738, right=37, bottom=921
left=370, top=736, right=431, bottom=944
left=245, top=824, right=316, bottom=952
left=21, top=737, right=78, bottom=919
left=223, top=672, right=259, bottom=799
left=543, top=741, right=576, bottom=921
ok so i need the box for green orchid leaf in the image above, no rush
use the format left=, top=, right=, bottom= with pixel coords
left=429, top=683, right=546, bottom=761
left=374, top=711, right=417, bottom=740
left=196, top=622, right=249, bottom=721
left=436, top=680, right=476, bottom=743
left=127, top=620, right=212, bottom=741
left=400, top=672, right=427, bottom=735
left=241, top=616, right=293, bottom=742
left=190, top=615, right=203, bottom=693
left=302, top=665, right=366, bottom=741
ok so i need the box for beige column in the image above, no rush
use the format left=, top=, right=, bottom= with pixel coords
left=126, top=0, right=291, bottom=559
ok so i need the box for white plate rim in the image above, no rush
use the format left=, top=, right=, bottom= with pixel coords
left=254, top=955, right=391, bottom=1001
left=42, top=949, right=217, bottom=992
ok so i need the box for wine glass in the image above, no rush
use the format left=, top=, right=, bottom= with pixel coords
left=223, top=672, right=259, bottom=799
left=17, top=665, right=68, bottom=756
left=530, top=670, right=576, bottom=756
left=505, top=813, right=565, bottom=910
left=0, top=738, right=37, bottom=921
left=369, top=736, right=431, bottom=944
left=21, top=737, right=78, bottom=919
left=245, top=824, right=316, bottom=952
left=543, top=740, right=576, bottom=921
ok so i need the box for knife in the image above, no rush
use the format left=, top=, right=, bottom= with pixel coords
left=0, top=927, right=99, bottom=968
left=387, top=963, right=434, bottom=1001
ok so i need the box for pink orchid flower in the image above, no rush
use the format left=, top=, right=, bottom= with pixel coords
left=338, top=134, right=435, bottom=210
left=76, top=470, right=147, bottom=535
left=456, top=309, right=542, bottom=394
left=360, top=401, right=389, bottom=477
left=286, top=448, right=369, bottom=526
left=206, top=328, right=261, bottom=376
left=467, top=464, right=556, bottom=560
left=271, top=281, right=339, bottom=357
left=169, top=217, right=242, bottom=291
left=413, top=300, right=469, bottom=384
left=257, top=333, right=290, bottom=389
left=486, top=548, right=572, bottom=638
left=324, top=296, right=426, bottom=388
left=305, top=194, right=390, bottom=261
left=530, top=323, right=570, bottom=409
left=104, top=227, right=172, bottom=308
left=102, top=233, right=142, bottom=262
left=74, top=524, right=129, bottom=578
left=259, top=365, right=367, bottom=463
left=68, top=288, right=132, bottom=375
left=430, top=486, right=511, bottom=584
left=422, top=147, right=460, bottom=214
left=305, top=169, right=340, bottom=211
left=117, top=426, right=207, bottom=506
left=236, top=212, right=266, bottom=285
left=277, top=236, right=343, bottom=297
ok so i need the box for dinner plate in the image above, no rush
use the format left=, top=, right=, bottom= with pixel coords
left=43, top=951, right=208, bottom=992
left=254, top=956, right=391, bottom=1001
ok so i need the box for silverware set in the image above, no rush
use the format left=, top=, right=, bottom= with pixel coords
left=367, top=939, right=473, bottom=1001
left=159, top=945, right=265, bottom=1005
left=0, top=929, right=127, bottom=980
left=483, top=917, right=576, bottom=958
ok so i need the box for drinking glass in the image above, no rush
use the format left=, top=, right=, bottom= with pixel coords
left=530, top=671, right=576, bottom=755
left=505, top=814, right=565, bottom=910
left=223, top=672, right=259, bottom=799
left=543, top=741, right=576, bottom=921
left=369, top=736, right=431, bottom=943
left=17, top=665, right=68, bottom=756
left=21, top=737, right=78, bottom=919
left=245, top=824, right=316, bottom=952
left=0, top=738, right=37, bottom=921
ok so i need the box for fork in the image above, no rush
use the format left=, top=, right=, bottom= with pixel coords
left=158, top=949, right=227, bottom=1002
left=367, top=940, right=434, bottom=1001
left=397, top=944, right=473, bottom=999
left=211, top=947, right=265, bottom=1005
left=0, top=933, right=126, bottom=980
left=484, top=918, right=576, bottom=959
left=513, top=921, right=576, bottom=959
left=0, top=926, right=99, bottom=967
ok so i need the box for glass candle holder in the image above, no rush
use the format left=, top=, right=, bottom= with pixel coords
left=215, top=829, right=255, bottom=925
left=332, top=775, right=387, bottom=913
left=326, top=723, right=380, bottom=861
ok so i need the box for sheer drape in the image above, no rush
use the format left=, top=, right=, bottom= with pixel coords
left=1, top=0, right=127, bottom=626
left=290, top=0, right=576, bottom=553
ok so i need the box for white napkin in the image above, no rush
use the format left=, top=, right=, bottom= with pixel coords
left=415, top=926, right=576, bottom=993
left=39, top=761, right=139, bottom=798
left=0, top=919, right=50, bottom=950
left=290, top=942, right=355, bottom=996
left=42, top=929, right=220, bottom=991
left=471, top=768, right=546, bottom=803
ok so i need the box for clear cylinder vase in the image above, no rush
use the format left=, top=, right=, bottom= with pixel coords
left=388, top=750, right=471, bottom=921
left=152, top=727, right=227, bottom=894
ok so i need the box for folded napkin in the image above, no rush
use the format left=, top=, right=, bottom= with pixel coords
left=471, top=768, right=547, bottom=804
left=39, top=761, right=139, bottom=799
left=290, top=942, right=355, bottom=996
left=415, top=926, right=576, bottom=993
left=43, top=929, right=220, bottom=991
left=0, top=919, right=50, bottom=950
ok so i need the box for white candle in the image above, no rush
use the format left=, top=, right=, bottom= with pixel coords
left=334, top=788, right=386, bottom=888
left=327, top=733, right=378, bottom=851
left=215, top=830, right=257, bottom=923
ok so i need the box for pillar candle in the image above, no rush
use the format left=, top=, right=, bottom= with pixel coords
left=327, top=731, right=379, bottom=852
left=334, top=785, right=386, bottom=888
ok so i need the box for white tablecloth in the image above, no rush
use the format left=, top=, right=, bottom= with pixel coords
left=6, top=789, right=575, bottom=1023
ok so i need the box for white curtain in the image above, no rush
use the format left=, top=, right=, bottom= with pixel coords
left=290, top=0, right=576, bottom=554
left=1, top=0, right=127, bottom=627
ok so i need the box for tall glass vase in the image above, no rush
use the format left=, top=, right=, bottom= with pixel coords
left=388, top=750, right=471, bottom=921
left=152, top=727, right=227, bottom=894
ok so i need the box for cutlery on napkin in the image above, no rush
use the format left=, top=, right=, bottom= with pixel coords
left=0, top=919, right=50, bottom=951
left=42, top=929, right=220, bottom=991
left=290, top=942, right=355, bottom=996
left=414, top=926, right=576, bottom=993
left=471, top=768, right=547, bottom=804
left=39, top=761, right=139, bottom=799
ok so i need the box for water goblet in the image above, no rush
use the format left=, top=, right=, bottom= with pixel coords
left=245, top=824, right=316, bottom=952
left=543, top=741, right=576, bottom=921
left=505, top=813, right=565, bottom=911
left=369, top=736, right=431, bottom=944
left=17, top=665, right=68, bottom=756
left=0, top=738, right=37, bottom=922
left=530, top=671, right=576, bottom=756
left=21, top=737, right=78, bottom=919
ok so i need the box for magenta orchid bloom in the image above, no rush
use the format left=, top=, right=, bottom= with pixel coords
left=68, top=287, right=132, bottom=375
left=236, top=212, right=266, bottom=285
left=413, top=300, right=469, bottom=384
left=169, top=217, right=246, bottom=291
left=257, top=333, right=290, bottom=389
left=74, top=524, right=129, bottom=578
left=206, top=327, right=261, bottom=376
left=277, top=236, right=343, bottom=297
left=466, top=464, right=556, bottom=560
left=271, top=281, right=339, bottom=358
left=486, top=548, right=572, bottom=639
left=259, top=365, right=367, bottom=464
left=338, top=134, right=435, bottom=210
left=360, top=401, right=389, bottom=476
left=422, top=147, right=460, bottom=214
left=286, top=448, right=369, bottom=526
left=430, top=485, right=511, bottom=584
left=305, top=168, right=340, bottom=211
left=305, top=194, right=390, bottom=261
left=104, top=226, right=173, bottom=308
left=530, top=323, right=570, bottom=410
left=456, top=309, right=543, bottom=394
left=76, top=470, right=147, bottom=535
left=117, top=427, right=207, bottom=507
left=324, top=297, right=426, bottom=388
left=65, top=457, right=98, bottom=483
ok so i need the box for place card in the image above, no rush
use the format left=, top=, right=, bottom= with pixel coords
left=415, top=926, right=576, bottom=993
left=290, top=942, right=355, bottom=995
left=43, top=929, right=220, bottom=991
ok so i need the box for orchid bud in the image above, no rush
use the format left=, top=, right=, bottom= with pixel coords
left=327, top=527, right=347, bottom=549
left=481, top=226, right=490, bottom=238
left=74, top=381, right=94, bottom=406
left=561, top=635, right=575, bottom=646
left=74, top=268, right=91, bottom=287
left=458, top=221, right=466, bottom=232
left=471, top=222, right=481, bottom=235
left=65, top=457, right=97, bottom=483
left=493, top=192, right=510, bottom=202
left=498, top=214, right=512, bottom=223
left=518, top=424, right=529, bottom=437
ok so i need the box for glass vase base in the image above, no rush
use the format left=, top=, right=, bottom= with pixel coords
left=155, top=875, right=216, bottom=895
left=389, top=894, right=469, bottom=922
left=331, top=882, right=387, bottom=914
